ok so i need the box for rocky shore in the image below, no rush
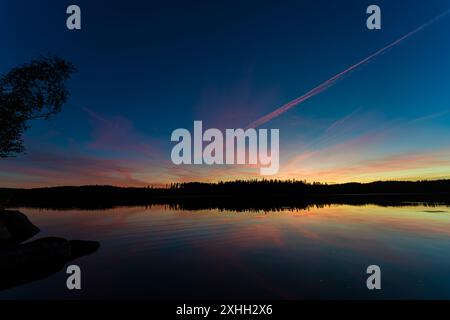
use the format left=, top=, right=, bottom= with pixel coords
left=0, top=209, right=99, bottom=291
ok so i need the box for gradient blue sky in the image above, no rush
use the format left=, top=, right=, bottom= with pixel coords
left=1, top=0, right=450, bottom=187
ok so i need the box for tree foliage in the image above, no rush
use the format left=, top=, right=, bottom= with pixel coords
left=0, top=55, right=75, bottom=157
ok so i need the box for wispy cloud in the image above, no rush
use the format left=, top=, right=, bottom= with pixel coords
left=279, top=150, right=450, bottom=183
left=83, top=107, right=155, bottom=158
left=0, top=150, right=150, bottom=188
left=410, top=109, right=450, bottom=123
left=247, top=10, right=450, bottom=128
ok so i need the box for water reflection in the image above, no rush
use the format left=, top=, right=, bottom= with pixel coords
left=1, top=204, right=450, bottom=299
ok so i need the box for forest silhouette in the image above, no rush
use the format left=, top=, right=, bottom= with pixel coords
left=1, top=179, right=450, bottom=211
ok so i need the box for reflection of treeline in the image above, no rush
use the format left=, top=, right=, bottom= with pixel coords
left=1, top=179, right=450, bottom=211
left=165, top=195, right=449, bottom=213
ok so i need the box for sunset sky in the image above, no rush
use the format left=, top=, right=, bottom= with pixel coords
left=1, top=0, right=450, bottom=188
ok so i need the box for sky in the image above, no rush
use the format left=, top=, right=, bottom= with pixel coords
left=1, top=0, right=450, bottom=187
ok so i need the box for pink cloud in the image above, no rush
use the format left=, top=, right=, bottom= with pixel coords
left=194, top=76, right=279, bottom=130
left=83, top=107, right=155, bottom=158
left=0, top=150, right=151, bottom=188
left=280, top=150, right=450, bottom=183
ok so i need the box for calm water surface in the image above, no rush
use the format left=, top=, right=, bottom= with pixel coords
left=2, top=204, right=450, bottom=299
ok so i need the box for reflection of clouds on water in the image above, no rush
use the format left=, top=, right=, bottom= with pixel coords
left=5, top=204, right=450, bottom=299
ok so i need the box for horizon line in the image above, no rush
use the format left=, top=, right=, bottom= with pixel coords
left=3, top=177, right=450, bottom=190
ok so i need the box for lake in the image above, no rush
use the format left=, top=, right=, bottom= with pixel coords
left=1, top=203, right=450, bottom=299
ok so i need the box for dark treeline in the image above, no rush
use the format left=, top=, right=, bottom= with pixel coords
left=170, top=179, right=450, bottom=195
left=1, top=179, right=450, bottom=211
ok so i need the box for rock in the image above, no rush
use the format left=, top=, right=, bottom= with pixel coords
left=0, top=237, right=101, bottom=269
left=0, top=210, right=40, bottom=245
left=0, top=237, right=100, bottom=291
left=0, top=217, right=11, bottom=241
left=0, top=237, right=71, bottom=270
left=0, top=210, right=100, bottom=291
left=68, top=240, right=101, bottom=260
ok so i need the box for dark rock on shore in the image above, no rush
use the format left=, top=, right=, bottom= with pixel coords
left=0, top=217, right=11, bottom=241
left=0, top=210, right=40, bottom=245
left=0, top=237, right=100, bottom=270
left=0, top=237, right=71, bottom=270
left=0, top=209, right=100, bottom=291
left=69, top=240, right=100, bottom=260
left=0, top=237, right=100, bottom=290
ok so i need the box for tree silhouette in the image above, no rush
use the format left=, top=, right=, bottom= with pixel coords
left=0, top=55, right=75, bottom=157
left=1, top=179, right=449, bottom=210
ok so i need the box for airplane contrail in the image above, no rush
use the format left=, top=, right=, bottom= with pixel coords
left=246, top=10, right=450, bottom=129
